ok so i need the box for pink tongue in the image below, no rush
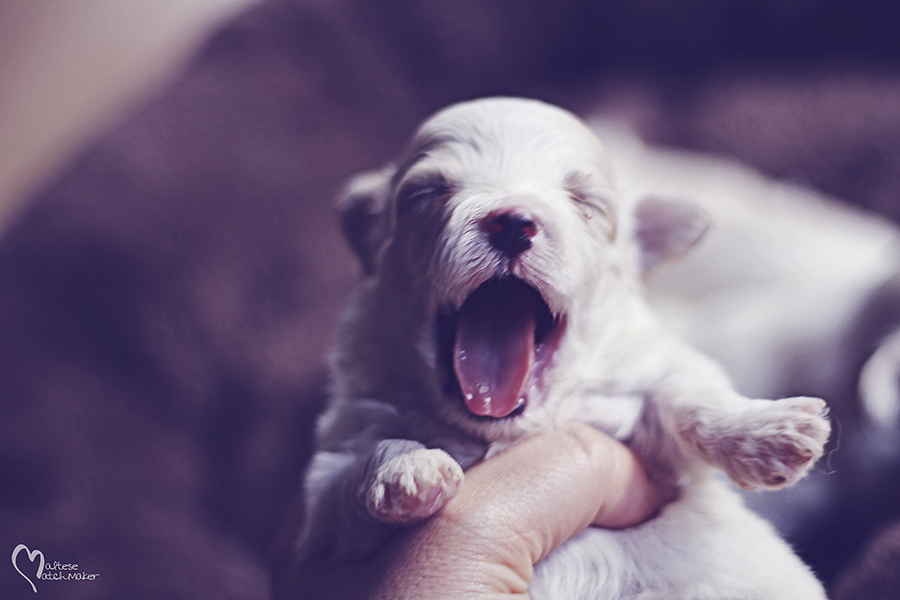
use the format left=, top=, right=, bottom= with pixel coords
left=453, top=279, right=537, bottom=418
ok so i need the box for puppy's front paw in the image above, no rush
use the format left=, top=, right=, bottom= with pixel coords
left=365, top=447, right=464, bottom=523
left=700, top=397, right=831, bottom=490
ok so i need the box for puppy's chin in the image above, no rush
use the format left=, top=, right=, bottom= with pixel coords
left=436, top=276, right=565, bottom=424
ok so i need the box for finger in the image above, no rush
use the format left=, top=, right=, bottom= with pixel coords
left=452, top=422, right=665, bottom=560
left=373, top=423, right=667, bottom=598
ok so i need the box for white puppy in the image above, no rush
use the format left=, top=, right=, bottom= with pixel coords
left=297, top=97, right=831, bottom=599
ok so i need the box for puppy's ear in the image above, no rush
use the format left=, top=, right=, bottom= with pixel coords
left=337, top=165, right=395, bottom=276
left=634, top=196, right=711, bottom=275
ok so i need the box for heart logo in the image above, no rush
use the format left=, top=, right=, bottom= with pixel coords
left=12, top=544, right=44, bottom=593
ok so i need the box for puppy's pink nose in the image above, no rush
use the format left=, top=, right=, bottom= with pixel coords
left=482, top=212, right=537, bottom=258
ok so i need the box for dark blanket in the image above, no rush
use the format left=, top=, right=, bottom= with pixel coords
left=3, top=1, right=900, bottom=598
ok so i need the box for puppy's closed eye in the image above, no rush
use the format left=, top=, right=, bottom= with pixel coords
left=397, top=174, right=454, bottom=211
left=564, top=171, right=617, bottom=238
left=569, top=190, right=612, bottom=219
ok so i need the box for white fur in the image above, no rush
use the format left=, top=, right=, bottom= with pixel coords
left=592, top=122, right=900, bottom=419
left=297, top=98, right=831, bottom=599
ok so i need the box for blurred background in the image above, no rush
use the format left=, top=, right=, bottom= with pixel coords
left=2, top=1, right=900, bottom=598
left=0, top=0, right=257, bottom=226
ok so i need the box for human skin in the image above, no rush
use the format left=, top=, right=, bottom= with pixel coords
left=280, top=422, right=668, bottom=599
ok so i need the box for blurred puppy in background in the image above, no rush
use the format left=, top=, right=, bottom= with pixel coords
left=592, top=115, right=900, bottom=597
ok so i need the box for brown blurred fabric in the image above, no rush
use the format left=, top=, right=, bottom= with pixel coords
left=833, top=520, right=900, bottom=600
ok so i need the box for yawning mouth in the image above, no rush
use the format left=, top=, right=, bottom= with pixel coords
left=438, top=277, right=565, bottom=419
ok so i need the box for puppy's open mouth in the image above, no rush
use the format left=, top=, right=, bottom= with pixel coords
left=438, top=278, right=565, bottom=419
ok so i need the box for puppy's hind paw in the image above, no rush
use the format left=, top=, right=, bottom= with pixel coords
left=365, top=446, right=464, bottom=524
left=708, top=397, right=831, bottom=490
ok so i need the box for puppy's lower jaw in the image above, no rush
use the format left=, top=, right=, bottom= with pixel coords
left=438, top=277, right=565, bottom=419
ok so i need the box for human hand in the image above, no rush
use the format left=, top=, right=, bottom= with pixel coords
left=276, top=422, right=668, bottom=599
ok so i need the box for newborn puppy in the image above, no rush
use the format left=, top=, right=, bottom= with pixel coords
left=297, top=97, right=831, bottom=599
